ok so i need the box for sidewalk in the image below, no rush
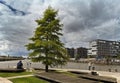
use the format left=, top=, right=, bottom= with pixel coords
left=51, top=68, right=119, bottom=83
left=6, top=74, right=33, bottom=79
left=98, top=71, right=120, bottom=83
left=0, top=77, right=12, bottom=83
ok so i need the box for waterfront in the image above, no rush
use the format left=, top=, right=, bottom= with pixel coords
left=0, top=60, right=120, bottom=72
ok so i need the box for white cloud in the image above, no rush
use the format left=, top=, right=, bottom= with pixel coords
left=0, top=0, right=120, bottom=55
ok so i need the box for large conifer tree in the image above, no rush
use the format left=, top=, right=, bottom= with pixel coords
left=26, top=6, right=69, bottom=72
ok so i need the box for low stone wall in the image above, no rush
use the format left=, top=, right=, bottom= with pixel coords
left=0, top=68, right=25, bottom=72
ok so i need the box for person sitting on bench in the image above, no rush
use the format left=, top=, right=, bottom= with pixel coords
left=17, top=60, right=23, bottom=69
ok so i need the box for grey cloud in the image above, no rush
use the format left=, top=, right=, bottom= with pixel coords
left=0, top=18, right=34, bottom=44
left=55, top=0, right=120, bottom=47
left=1, top=0, right=120, bottom=55
left=0, top=0, right=42, bottom=55
left=0, top=0, right=30, bottom=16
left=62, top=0, right=114, bottom=31
left=0, top=15, right=36, bottom=55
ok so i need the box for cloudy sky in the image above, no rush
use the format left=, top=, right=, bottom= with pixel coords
left=0, top=0, right=120, bottom=56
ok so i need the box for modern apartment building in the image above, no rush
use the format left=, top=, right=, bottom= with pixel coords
left=88, top=39, right=120, bottom=58
left=66, top=47, right=88, bottom=59
left=74, top=47, right=88, bottom=59
left=66, top=48, right=75, bottom=58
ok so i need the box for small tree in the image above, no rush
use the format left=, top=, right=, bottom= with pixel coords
left=116, top=53, right=120, bottom=60
left=75, top=54, right=80, bottom=61
left=26, top=6, right=69, bottom=72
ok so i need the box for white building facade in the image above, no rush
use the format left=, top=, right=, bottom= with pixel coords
left=88, top=39, right=120, bottom=58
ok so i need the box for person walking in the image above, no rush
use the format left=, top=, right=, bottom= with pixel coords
left=88, top=62, right=92, bottom=70
left=91, top=62, right=95, bottom=71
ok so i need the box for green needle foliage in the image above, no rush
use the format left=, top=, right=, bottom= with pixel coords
left=26, top=6, right=69, bottom=72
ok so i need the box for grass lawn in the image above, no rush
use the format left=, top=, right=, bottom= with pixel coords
left=10, top=76, right=49, bottom=83
left=0, top=71, right=33, bottom=77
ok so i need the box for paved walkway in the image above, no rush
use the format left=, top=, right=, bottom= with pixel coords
left=79, top=69, right=120, bottom=83
left=0, top=77, right=12, bottom=83
left=98, top=71, right=120, bottom=83
left=51, top=68, right=119, bottom=83
left=6, top=74, right=34, bottom=79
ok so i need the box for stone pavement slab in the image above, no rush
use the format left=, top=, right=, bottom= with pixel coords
left=0, top=68, right=25, bottom=72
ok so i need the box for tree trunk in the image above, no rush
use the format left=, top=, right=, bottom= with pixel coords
left=45, top=64, right=48, bottom=72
